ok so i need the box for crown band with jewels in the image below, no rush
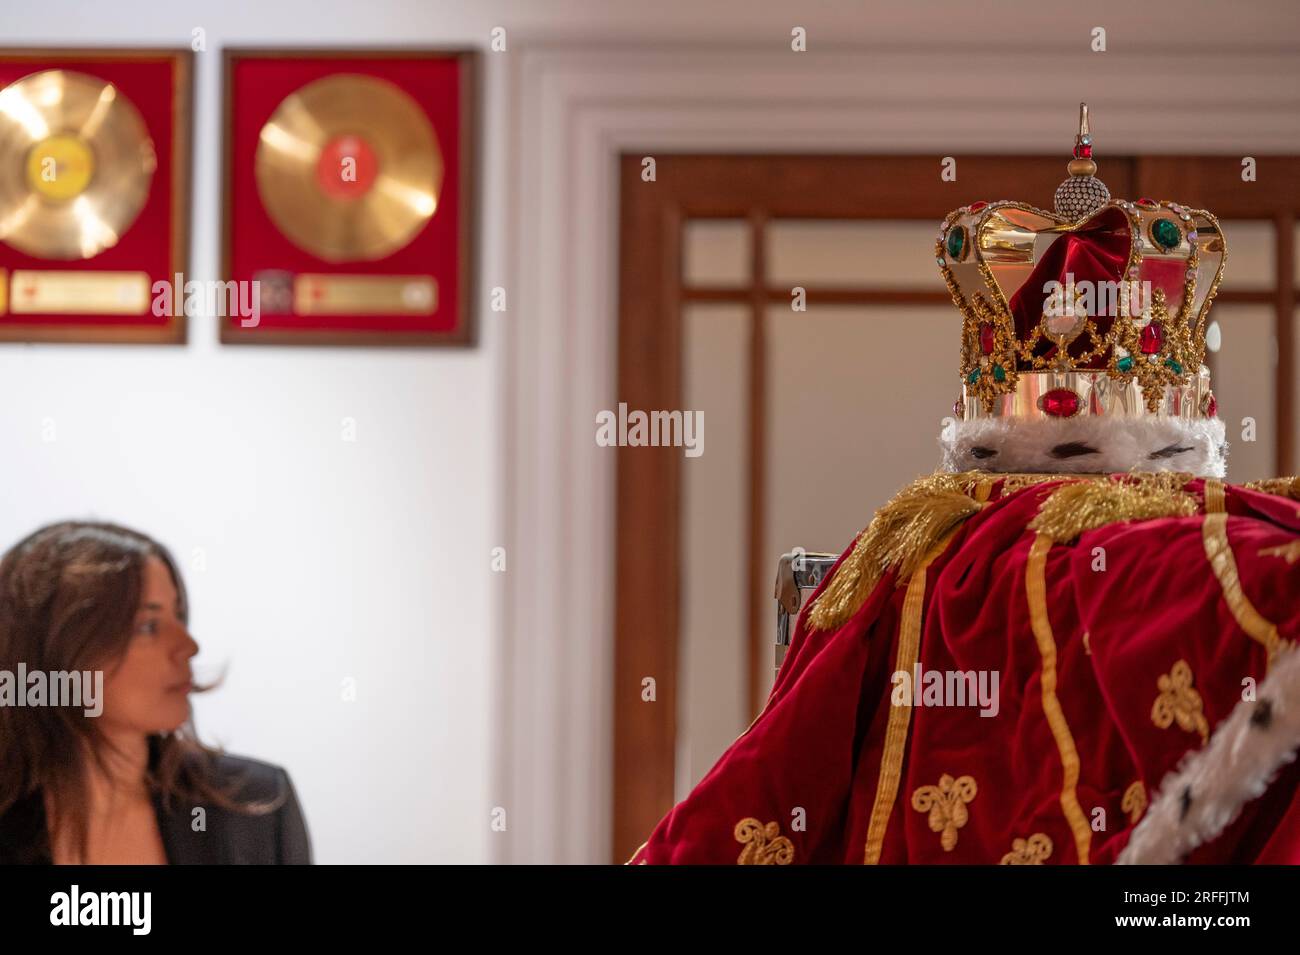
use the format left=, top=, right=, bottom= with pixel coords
left=961, top=366, right=1215, bottom=421
left=935, top=104, right=1227, bottom=423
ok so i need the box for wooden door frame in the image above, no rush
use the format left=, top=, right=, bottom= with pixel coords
left=612, top=153, right=1300, bottom=862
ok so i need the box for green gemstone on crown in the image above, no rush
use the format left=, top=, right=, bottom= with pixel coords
left=1165, top=358, right=1183, bottom=375
left=1117, top=355, right=1134, bottom=373
left=992, top=364, right=1006, bottom=382
left=945, top=227, right=965, bottom=260
left=1151, top=218, right=1181, bottom=250
left=967, top=368, right=980, bottom=384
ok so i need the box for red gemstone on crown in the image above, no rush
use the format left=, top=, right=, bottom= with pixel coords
left=969, top=201, right=988, bottom=212
left=1206, top=393, right=1218, bottom=418
left=979, top=322, right=995, bottom=355
left=1140, top=322, right=1164, bottom=354
left=1136, top=197, right=1158, bottom=208
left=1039, top=388, right=1081, bottom=418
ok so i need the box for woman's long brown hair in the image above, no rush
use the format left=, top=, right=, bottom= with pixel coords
left=0, top=521, right=274, bottom=862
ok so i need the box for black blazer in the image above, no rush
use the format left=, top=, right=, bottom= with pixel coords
left=0, top=752, right=312, bottom=865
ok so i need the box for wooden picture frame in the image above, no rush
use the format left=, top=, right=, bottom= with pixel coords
left=0, top=48, right=192, bottom=344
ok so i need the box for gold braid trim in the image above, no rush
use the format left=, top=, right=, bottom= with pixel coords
left=1244, top=475, right=1300, bottom=500
left=862, top=533, right=955, bottom=864
left=1203, top=478, right=1227, bottom=515
left=1026, top=533, right=1092, bottom=864
left=808, top=473, right=983, bottom=632
left=1028, top=472, right=1198, bottom=544
left=1202, top=512, right=1290, bottom=666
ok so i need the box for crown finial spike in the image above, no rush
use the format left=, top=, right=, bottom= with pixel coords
left=1069, top=103, right=1096, bottom=174
left=1054, top=103, right=1109, bottom=218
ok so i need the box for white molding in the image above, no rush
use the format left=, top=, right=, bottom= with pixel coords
left=497, top=43, right=1300, bottom=864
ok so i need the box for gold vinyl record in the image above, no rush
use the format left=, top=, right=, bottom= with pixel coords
left=254, top=74, right=443, bottom=263
left=0, top=70, right=157, bottom=260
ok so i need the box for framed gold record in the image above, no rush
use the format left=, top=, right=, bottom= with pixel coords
left=0, top=49, right=192, bottom=343
left=222, top=48, right=476, bottom=346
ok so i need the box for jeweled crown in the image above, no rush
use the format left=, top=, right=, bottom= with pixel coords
left=936, top=104, right=1226, bottom=423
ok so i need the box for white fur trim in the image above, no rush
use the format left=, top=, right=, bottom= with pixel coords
left=1118, top=645, right=1300, bottom=864
left=939, top=416, right=1227, bottom=478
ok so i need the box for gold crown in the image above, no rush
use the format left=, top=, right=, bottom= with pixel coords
left=936, top=104, right=1227, bottom=423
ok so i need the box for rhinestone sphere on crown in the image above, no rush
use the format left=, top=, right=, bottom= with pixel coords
left=1054, top=103, right=1111, bottom=219
left=934, top=104, right=1227, bottom=424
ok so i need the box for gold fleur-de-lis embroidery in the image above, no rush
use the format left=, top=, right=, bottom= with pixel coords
left=911, top=774, right=977, bottom=852
left=1260, top=541, right=1300, bottom=565
left=1151, top=660, right=1209, bottom=743
left=1122, top=781, right=1147, bottom=824
left=1000, top=833, right=1052, bottom=864
left=734, top=817, right=795, bottom=865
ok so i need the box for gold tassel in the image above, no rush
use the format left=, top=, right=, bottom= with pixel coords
left=1028, top=472, right=1198, bottom=544
left=1245, top=475, right=1300, bottom=500
left=807, top=472, right=983, bottom=631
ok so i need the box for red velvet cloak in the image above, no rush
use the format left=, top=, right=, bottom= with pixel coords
left=627, top=473, right=1300, bottom=865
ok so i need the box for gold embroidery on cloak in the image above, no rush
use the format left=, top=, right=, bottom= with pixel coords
left=1151, top=660, right=1209, bottom=743
left=910, top=773, right=977, bottom=852
left=1000, top=833, right=1053, bottom=864
left=734, top=818, right=794, bottom=865
left=1122, top=781, right=1147, bottom=824
left=1260, top=540, right=1300, bottom=565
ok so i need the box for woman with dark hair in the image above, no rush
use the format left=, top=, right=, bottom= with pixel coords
left=0, top=521, right=311, bottom=864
